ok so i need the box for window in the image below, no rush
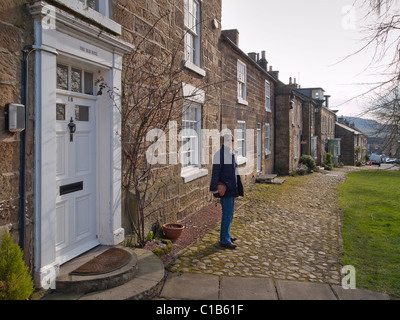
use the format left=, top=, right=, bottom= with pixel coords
left=78, top=0, right=112, bottom=18
left=236, top=121, right=246, bottom=158
left=311, top=107, right=314, bottom=128
left=184, top=0, right=201, bottom=67
left=294, top=134, right=298, bottom=159
left=57, top=64, right=94, bottom=95
left=265, top=81, right=271, bottom=112
left=265, top=123, right=271, bottom=155
left=181, top=101, right=201, bottom=168
left=291, top=100, right=295, bottom=126
left=237, top=60, right=247, bottom=104
left=297, top=101, right=302, bottom=128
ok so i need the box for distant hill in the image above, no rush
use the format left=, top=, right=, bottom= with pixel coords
left=341, top=117, right=383, bottom=137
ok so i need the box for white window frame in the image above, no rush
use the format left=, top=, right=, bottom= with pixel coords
left=291, top=100, right=295, bottom=126
left=265, top=123, right=271, bottom=155
left=237, top=60, right=248, bottom=105
left=181, top=101, right=201, bottom=169
left=236, top=121, right=247, bottom=165
left=294, top=133, right=298, bottom=159
left=265, top=81, right=271, bottom=112
left=297, top=101, right=302, bottom=128
left=54, top=0, right=120, bottom=34
left=180, top=100, right=208, bottom=183
left=184, top=0, right=206, bottom=77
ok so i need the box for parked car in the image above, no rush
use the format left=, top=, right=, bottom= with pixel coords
left=384, top=158, right=396, bottom=164
left=369, top=154, right=382, bottom=165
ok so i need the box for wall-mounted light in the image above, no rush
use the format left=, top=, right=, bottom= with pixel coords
left=5, top=103, right=25, bottom=132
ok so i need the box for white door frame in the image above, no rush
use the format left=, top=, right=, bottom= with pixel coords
left=30, top=2, right=134, bottom=289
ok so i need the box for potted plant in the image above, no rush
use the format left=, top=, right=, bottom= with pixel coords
left=162, top=223, right=185, bottom=240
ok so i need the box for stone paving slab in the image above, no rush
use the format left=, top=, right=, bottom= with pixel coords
left=160, top=273, right=219, bottom=300
left=275, top=279, right=337, bottom=300
left=332, top=285, right=390, bottom=300
left=160, top=273, right=391, bottom=300
left=220, top=276, right=278, bottom=300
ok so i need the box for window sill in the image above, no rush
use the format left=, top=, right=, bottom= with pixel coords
left=265, top=108, right=272, bottom=113
left=53, top=0, right=121, bottom=35
left=237, top=97, right=248, bottom=106
left=181, top=167, right=208, bottom=183
left=265, top=150, right=271, bottom=156
left=236, top=156, right=247, bottom=166
left=184, top=60, right=206, bottom=77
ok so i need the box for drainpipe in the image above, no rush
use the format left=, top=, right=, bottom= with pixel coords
left=19, top=45, right=35, bottom=258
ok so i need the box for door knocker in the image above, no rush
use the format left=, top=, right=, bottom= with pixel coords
left=68, top=117, right=76, bottom=142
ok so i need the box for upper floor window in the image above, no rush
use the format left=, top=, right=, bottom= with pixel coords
left=297, top=101, right=302, bottom=128
left=184, top=0, right=201, bottom=68
left=237, top=60, right=247, bottom=104
left=54, top=0, right=120, bottom=34
left=265, top=81, right=271, bottom=112
left=291, top=100, right=295, bottom=126
left=78, top=0, right=112, bottom=18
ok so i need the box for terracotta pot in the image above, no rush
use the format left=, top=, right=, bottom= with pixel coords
left=162, top=223, right=185, bottom=240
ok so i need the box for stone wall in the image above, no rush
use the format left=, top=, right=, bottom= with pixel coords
left=0, top=0, right=35, bottom=268
left=317, top=106, right=336, bottom=165
left=220, top=36, right=275, bottom=182
left=335, top=124, right=355, bottom=165
left=115, top=0, right=223, bottom=238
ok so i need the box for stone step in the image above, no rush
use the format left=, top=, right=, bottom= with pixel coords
left=256, top=174, right=277, bottom=183
left=256, top=174, right=285, bottom=185
left=43, top=248, right=165, bottom=300
left=55, top=246, right=138, bottom=294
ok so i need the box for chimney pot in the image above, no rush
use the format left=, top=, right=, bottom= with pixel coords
left=261, top=50, right=266, bottom=59
left=258, top=50, right=268, bottom=71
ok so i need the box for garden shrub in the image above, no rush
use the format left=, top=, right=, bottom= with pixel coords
left=0, top=231, right=34, bottom=300
left=299, top=155, right=316, bottom=172
left=323, top=153, right=333, bottom=171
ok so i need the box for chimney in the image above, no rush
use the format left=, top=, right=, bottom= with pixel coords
left=221, top=29, right=239, bottom=46
left=268, top=66, right=279, bottom=80
left=248, top=52, right=258, bottom=62
left=324, top=95, right=331, bottom=108
left=258, top=50, right=268, bottom=71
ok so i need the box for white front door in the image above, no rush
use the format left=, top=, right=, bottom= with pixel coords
left=257, top=123, right=262, bottom=172
left=55, top=93, right=98, bottom=264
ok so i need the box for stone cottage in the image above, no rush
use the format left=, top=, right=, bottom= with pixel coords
left=220, top=30, right=276, bottom=182
left=297, top=88, right=336, bottom=166
left=336, top=120, right=368, bottom=165
left=0, top=0, right=224, bottom=289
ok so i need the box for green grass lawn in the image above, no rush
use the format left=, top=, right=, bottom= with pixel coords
left=339, top=170, right=400, bottom=298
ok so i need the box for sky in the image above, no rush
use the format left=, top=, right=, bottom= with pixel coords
left=221, top=0, right=395, bottom=118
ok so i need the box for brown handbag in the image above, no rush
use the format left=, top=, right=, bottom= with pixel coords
left=217, top=182, right=226, bottom=197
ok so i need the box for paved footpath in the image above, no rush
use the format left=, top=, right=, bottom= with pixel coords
left=161, top=167, right=391, bottom=300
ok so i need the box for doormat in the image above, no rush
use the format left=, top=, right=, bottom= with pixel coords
left=70, top=248, right=131, bottom=276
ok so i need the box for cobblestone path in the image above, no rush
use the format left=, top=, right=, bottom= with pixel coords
left=166, top=169, right=355, bottom=285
